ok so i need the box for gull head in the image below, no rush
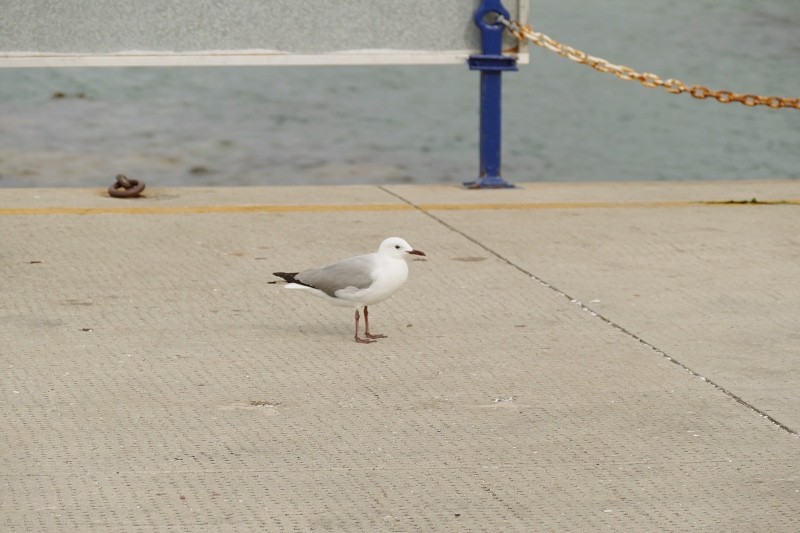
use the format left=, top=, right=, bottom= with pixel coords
left=378, top=237, right=426, bottom=259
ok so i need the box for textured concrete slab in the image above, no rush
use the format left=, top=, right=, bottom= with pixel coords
left=0, top=185, right=406, bottom=211
left=2, top=183, right=799, bottom=531
left=387, top=180, right=800, bottom=433
left=385, top=179, right=800, bottom=206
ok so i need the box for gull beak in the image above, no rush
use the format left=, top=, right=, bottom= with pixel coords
left=408, top=249, right=426, bottom=257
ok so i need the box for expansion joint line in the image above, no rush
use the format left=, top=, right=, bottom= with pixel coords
left=380, top=186, right=799, bottom=439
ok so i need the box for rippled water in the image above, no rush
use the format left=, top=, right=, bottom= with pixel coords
left=1, top=0, right=798, bottom=187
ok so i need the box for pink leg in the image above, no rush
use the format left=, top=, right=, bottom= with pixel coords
left=354, top=309, right=374, bottom=343
left=363, top=306, right=387, bottom=340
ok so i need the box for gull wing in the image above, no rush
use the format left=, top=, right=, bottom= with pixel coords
left=295, top=255, right=375, bottom=297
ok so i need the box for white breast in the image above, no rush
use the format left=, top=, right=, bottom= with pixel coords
left=335, top=256, right=409, bottom=306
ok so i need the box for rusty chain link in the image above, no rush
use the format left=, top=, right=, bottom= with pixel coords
left=497, top=16, right=800, bottom=110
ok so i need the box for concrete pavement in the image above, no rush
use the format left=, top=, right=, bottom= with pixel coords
left=2, top=180, right=799, bottom=531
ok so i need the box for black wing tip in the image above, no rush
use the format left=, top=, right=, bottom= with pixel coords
left=272, top=272, right=317, bottom=290
left=272, top=272, right=299, bottom=283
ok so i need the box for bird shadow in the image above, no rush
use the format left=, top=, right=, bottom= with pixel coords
left=295, top=323, right=349, bottom=338
left=261, top=319, right=350, bottom=341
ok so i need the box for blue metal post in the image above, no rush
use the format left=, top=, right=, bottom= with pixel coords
left=465, top=0, right=518, bottom=189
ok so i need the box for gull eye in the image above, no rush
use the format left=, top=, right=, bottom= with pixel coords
left=395, top=245, right=401, bottom=249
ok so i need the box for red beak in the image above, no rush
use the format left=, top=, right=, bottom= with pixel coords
left=408, top=249, right=426, bottom=256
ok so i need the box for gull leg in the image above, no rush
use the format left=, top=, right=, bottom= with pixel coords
left=363, top=306, right=387, bottom=339
left=354, top=309, right=374, bottom=344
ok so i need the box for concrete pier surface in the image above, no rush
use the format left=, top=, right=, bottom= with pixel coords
left=2, top=180, right=799, bottom=531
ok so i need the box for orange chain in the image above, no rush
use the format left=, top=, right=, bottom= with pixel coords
left=500, top=18, right=800, bottom=110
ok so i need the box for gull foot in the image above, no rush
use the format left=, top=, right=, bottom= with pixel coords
left=355, top=336, right=376, bottom=344
left=364, top=333, right=387, bottom=339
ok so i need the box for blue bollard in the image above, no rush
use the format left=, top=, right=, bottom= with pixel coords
left=464, top=0, right=518, bottom=189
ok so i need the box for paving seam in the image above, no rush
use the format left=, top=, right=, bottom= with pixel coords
left=380, top=185, right=800, bottom=439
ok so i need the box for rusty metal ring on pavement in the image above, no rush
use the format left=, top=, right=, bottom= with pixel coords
left=108, top=174, right=145, bottom=198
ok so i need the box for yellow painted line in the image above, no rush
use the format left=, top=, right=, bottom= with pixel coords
left=419, top=199, right=800, bottom=210
left=0, top=203, right=414, bottom=216
left=1, top=199, right=797, bottom=216
left=419, top=201, right=688, bottom=210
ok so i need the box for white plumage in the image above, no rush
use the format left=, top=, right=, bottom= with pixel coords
left=273, top=237, right=426, bottom=343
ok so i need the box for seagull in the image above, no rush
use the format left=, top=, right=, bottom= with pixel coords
left=273, top=237, right=426, bottom=343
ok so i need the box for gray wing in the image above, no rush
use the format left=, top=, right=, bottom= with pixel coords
left=295, top=255, right=375, bottom=297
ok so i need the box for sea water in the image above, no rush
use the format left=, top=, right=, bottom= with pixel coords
left=1, top=0, right=798, bottom=187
